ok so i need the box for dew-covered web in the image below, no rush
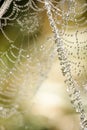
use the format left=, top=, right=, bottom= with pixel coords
left=61, top=0, right=87, bottom=93
left=0, top=0, right=56, bottom=120
left=45, top=0, right=87, bottom=84
left=45, top=0, right=87, bottom=128
left=0, top=0, right=87, bottom=129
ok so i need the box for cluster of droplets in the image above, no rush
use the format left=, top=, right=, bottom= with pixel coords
left=61, top=30, right=87, bottom=77
left=44, top=0, right=87, bottom=130
left=17, top=12, right=41, bottom=35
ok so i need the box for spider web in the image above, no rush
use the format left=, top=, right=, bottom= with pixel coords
left=47, top=0, right=87, bottom=122
left=49, top=0, right=87, bottom=87
left=0, top=0, right=56, bottom=121
left=0, top=0, right=87, bottom=129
